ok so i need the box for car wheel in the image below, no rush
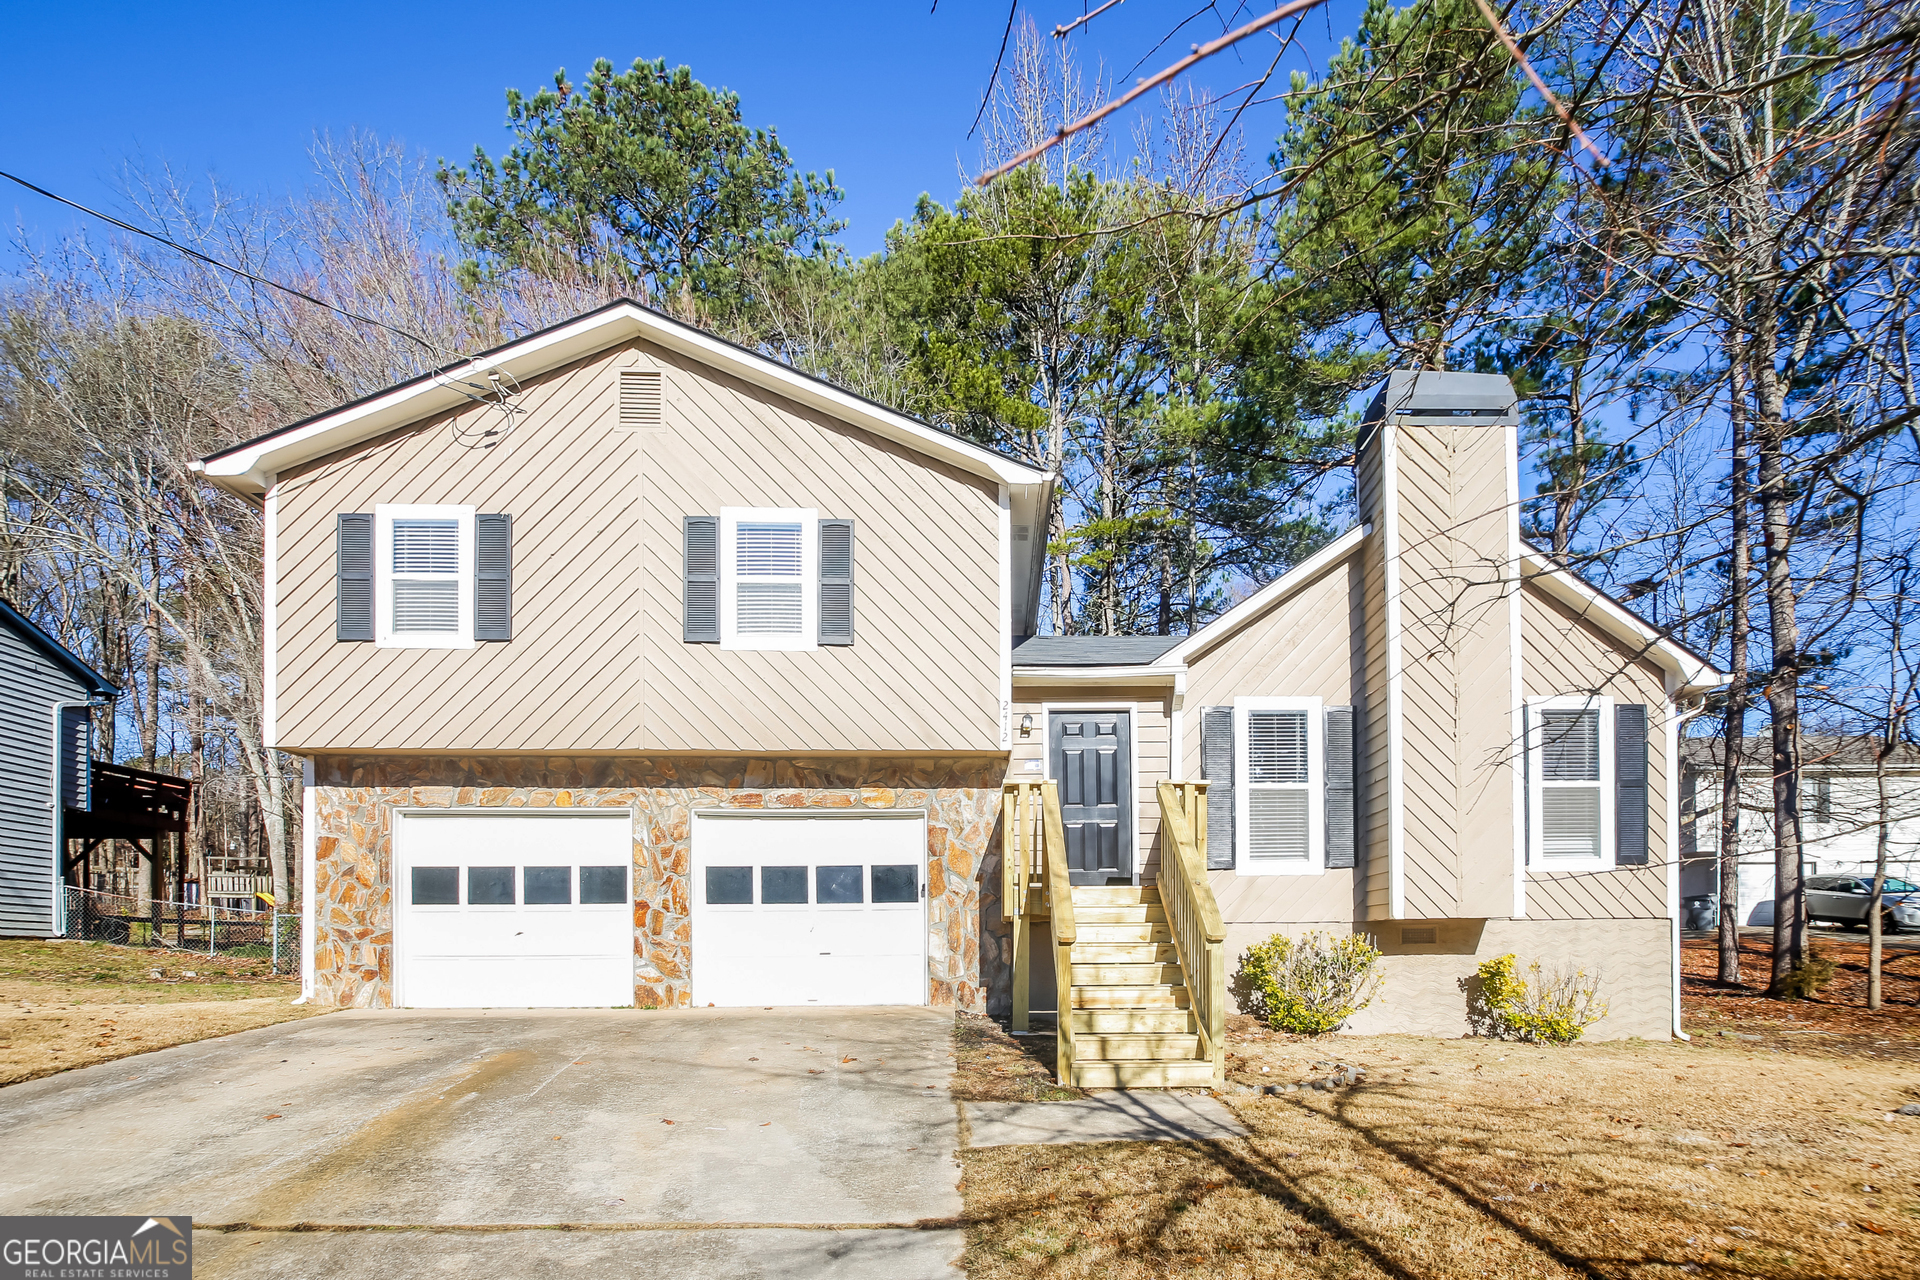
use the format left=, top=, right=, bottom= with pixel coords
left=1882, top=913, right=1901, bottom=935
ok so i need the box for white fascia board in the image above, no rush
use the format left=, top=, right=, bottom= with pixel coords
left=198, top=302, right=1052, bottom=495
left=1008, top=480, right=1051, bottom=638
left=1161, top=523, right=1370, bottom=666
left=1519, top=551, right=1730, bottom=694
left=1012, top=664, right=1184, bottom=684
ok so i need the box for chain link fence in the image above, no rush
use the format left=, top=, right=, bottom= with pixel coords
left=59, top=888, right=300, bottom=975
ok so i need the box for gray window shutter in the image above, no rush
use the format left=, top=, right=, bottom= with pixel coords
left=336, top=513, right=373, bottom=641
left=683, top=516, right=719, bottom=643
left=818, top=518, right=854, bottom=645
left=1324, top=705, right=1356, bottom=868
left=475, top=513, right=512, bottom=641
left=1615, top=704, right=1649, bottom=865
left=1200, top=707, right=1234, bottom=870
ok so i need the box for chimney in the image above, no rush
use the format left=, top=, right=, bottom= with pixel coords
left=1356, top=372, right=1523, bottom=921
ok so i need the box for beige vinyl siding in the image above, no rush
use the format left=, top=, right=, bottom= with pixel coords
left=1388, top=423, right=1518, bottom=922
left=1176, top=550, right=1366, bottom=774
left=274, top=340, right=1002, bottom=753
left=1356, top=449, right=1393, bottom=918
left=1522, top=587, right=1670, bottom=920
left=1175, top=547, right=1368, bottom=927
left=1008, top=686, right=1170, bottom=879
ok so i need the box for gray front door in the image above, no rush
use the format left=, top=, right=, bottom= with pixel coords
left=1050, top=711, right=1132, bottom=885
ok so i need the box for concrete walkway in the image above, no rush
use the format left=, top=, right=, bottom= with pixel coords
left=0, top=1006, right=963, bottom=1279
left=965, top=1091, right=1248, bottom=1147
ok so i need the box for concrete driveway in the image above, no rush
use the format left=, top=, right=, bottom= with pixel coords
left=0, top=1006, right=963, bottom=1278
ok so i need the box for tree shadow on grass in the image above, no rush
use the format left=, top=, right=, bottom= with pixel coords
left=955, top=1080, right=1889, bottom=1279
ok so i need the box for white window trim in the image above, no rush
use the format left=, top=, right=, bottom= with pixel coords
left=375, top=503, right=475, bottom=650
left=1233, top=695, right=1324, bottom=877
left=1527, top=694, right=1615, bottom=871
left=720, top=506, right=818, bottom=651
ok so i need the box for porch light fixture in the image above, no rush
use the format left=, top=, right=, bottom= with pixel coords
left=1019, top=713, right=1034, bottom=738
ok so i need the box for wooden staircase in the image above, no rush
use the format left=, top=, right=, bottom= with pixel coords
left=1068, top=885, right=1214, bottom=1087
left=1003, top=779, right=1226, bottom=1091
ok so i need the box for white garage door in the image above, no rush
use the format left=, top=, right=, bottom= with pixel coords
left=692, top=813, right=927, bottom=1007
left=395, top=811, right=633, bottom=1008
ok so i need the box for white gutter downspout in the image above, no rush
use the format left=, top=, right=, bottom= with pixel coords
left=1668, top=683, right=1707, bottom=1042
left=296, top=757, right=317, bottom=1003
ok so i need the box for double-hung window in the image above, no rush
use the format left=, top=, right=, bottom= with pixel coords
left=720, top=507, right=818, bottom=651
left=1234, top=696, right=1323, bottom=875
left=375, top=504, right=475, bottom=648
left=1528, top=696, right=1613, bottom=867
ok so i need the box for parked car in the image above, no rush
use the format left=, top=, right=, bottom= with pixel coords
left=1805, top=876, right=1920, bottom=932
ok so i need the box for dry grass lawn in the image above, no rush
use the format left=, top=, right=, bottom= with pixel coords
left=954, top=1012, right=1087, bottom=1102
left=960, top=1022, right=1920, bottom=1279
left=0, top=939, right=326, bottom=1085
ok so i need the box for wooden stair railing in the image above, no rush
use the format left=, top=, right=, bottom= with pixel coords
left=1156, top=780, right=1227, bottom=1085
left=1001, top=780, right=1078, bottom=1086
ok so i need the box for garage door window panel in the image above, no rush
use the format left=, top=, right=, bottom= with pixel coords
left=524, top=866, right=572, bottom=905
left=579, top=866, right=627, bottom=904
left=707, top=866, right=754, bottom=905
left=762, top=866, right=808, bottom=904
left=412, top=866, right=459, bottom=905
left=872, top=865, right=919, bottom=903
left=817, top=865, right=863, bottom=905
left=468, top=866, right=515, bottom=905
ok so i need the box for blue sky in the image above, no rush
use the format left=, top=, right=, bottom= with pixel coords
left=0, top=1, right=1362, bottom=263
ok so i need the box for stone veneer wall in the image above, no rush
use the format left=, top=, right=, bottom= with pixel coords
left=308, top=756, right=1008, bottom=1011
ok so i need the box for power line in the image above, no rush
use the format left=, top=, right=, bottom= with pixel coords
left=0, top=168, right=443, bottom=354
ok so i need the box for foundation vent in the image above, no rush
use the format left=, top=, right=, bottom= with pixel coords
left=1400, top=926, right=1437, bottom=945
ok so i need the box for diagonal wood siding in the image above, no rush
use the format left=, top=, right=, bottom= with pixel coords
left=1356, top=437, right=1394, bottom=917
left=274, top=340, right=1002, bottom=753
left=1390, top=423, right=1518, bottom=921
left=1522, top=588, right=1671, bottom=919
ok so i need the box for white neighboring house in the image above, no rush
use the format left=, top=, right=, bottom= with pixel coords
left=1681, top=737, right=1920, bottom=927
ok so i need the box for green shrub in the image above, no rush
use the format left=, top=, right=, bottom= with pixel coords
left=1779, top=942, right=1836, bottom=1000
left=1472, top=953, right=1608, bottom=1043
left=1235, top=931, right=1383, bottom=1035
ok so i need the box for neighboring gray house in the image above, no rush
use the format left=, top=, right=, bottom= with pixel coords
left=1681, top=736, right=1920, bottom=927
left=0, top=598, right=116, bottom=936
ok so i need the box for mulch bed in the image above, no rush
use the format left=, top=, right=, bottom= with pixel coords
left=1682, top=932, right=1920, bottom=1060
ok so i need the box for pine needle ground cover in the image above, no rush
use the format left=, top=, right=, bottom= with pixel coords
left=0, top=939, right=323, bottom=1085
left=1682, top=933, right=1920, bottom=1059
left=960, top=1025, right=1919, bottom=1280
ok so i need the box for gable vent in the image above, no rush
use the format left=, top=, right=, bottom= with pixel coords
left=619, top=370, right=664, bottom=428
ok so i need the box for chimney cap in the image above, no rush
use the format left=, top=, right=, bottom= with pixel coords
left=1364, top=370, right=1518, bottom=422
